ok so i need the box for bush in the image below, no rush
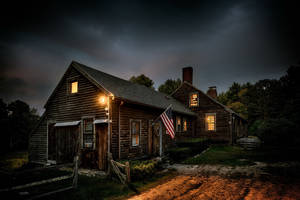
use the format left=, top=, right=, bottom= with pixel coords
left=250, top=118, right=298, bottom=146
left=130, top=159, right=161, bottom=181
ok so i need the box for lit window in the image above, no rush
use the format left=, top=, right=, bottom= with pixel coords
left=131, top=120, right=140, bottom=146
left=176, top=116, right=181, bottom=132
left=190, top=93, right=198, bottom=107
left=83, top=118, right=94, bottom=148
left=183, top=118, right=187, bottom=132
left=71, top=81, right=78, bottom=93
left=206, top=113, right=216, bottom=131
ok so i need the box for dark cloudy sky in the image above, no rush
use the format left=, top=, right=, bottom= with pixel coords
left=0, top=0, right=299, bottom=114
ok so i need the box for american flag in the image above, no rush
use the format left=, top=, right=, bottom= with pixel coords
left=160, top=105, right=175, bottom=139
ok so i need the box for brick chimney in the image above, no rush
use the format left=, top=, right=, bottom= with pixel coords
left=207, top=86, right=217, bottom=99
left=182, top=67, right=193, bottom=85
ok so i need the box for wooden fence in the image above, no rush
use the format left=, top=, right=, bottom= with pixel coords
left=108, top=153, right=130, bottom=184
left=0, top=156, right=79, bottom=199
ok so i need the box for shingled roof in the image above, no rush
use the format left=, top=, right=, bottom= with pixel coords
left=71, top=61, right=196, bottom=116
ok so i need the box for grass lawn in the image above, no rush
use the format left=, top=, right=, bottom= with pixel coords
left=183, top=145, right=300, bottom=166
left=0, top=151, right=176, bottom=200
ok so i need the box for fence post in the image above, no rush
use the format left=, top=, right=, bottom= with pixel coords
left=72, top=156, right=78, bottom=189
left=125, top=161, right=130, bottom=183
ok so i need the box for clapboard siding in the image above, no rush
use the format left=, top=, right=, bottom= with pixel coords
left=29, top=66, right=108, bottom=164
left=29, top=116, right=48, bottom=163
left=172, top=83, right=232, bottom=143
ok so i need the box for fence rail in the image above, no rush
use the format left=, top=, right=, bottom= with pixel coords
left=0, top=156, right=79, bottom=199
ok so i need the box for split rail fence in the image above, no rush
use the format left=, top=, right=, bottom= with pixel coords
left=0, top=156, right=79, bottom=199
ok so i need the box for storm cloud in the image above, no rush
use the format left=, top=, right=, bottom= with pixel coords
left=0, top=0, right=299, bottom=114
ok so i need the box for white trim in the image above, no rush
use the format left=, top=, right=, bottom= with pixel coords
left=93, top=119, right=111, bottom=124
left=54, top=121, right=81, bottom=127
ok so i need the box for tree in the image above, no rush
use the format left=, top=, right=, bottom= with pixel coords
left=129, top=74, right=155, bottom=89
left=158, top=79, right=181, bottom=95
left=6, top=100, right=40, bottom=151
left=0, top=99, right=9, bottom=154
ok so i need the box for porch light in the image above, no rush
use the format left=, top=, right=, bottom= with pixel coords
left=99, top=96, right=107, bottom=105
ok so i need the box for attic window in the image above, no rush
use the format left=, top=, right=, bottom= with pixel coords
left=71, top=81, right=78, bottom=93
left=189, top=92, right=199, bottom=107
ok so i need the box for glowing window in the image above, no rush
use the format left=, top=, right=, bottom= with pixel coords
left=190, top=93, right=198, bottom=107
left=131, top=120, right=140, bottom=146
left=183, top=118, right=187, bottom=132
left=206, top=113, right=216, bottom=131
left=176, top=116, right=181, bottom=132
left=71, top=81, right=78, bottom=93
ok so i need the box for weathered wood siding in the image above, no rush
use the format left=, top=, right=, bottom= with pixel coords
left=29, top=66, right=108, bottom=164
left=29, top=116, right=48, bottom=163
left=172, top=83, right=232, bottom=143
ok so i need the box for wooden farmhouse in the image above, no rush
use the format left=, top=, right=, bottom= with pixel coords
left=29, top=61, right=247, bottom=170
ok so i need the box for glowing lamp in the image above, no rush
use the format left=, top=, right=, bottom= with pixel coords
left=99, top=96, right=107, bottom=105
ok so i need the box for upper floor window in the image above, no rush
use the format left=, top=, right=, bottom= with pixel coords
left=71, top=81, right=78, bottom=93
left=83, top=118, right=94, bottom=148
left=176, top=116, right=181, bottom=132
left=131, top=120, right=140, bottom=146
left=183, top=118, right=187, bottom=132
left=205, top=113, right=216, bottom=131
left=190, top=92, right=199, bottom=107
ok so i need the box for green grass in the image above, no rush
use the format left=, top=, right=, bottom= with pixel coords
left=182, top=145, right=300, bottom=166
left=177, top=137, right=208, bottom=143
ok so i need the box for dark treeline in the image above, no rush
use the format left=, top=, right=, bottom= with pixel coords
left=0, top=99, right=40, bottom=154
left=217, top=65, right=300, bottom=146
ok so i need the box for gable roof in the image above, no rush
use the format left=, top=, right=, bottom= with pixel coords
left=46, top=61, right=196, bottom=116
left=172, top=81, right=246, bottom=120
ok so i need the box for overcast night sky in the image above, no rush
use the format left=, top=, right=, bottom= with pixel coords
left=0, top=0, right=299, bottom=114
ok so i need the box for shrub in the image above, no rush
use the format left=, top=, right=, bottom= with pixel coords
left=129, top=159, right=161, bottom=181
left=250, top=118, right=297, bottom=146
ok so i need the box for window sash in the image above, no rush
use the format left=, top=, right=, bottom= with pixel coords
left=190, top=92, right=199, bottom=107
left=71, top=81, right=78, bottom=93
left=83, top=118, right=94, bottom=148
left=205, top=113, right=216, bottom=131
left=131, top=120, right=140, bottom=146
left=183, top=118, right=187, bottom=132
left=176, top=116, right=181, bottom=132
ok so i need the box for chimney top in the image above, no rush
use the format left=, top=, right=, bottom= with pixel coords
left=207, top=86, right=217, bottom=99
left=182, top=66, right=193, bottom=85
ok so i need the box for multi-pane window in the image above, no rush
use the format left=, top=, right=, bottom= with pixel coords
left=71, top=81, right=78, bottom=93
left=176, top=116, right=181, bottom=132
left=190, top=92, right=199, bottom=107
left=206, top=113, right=216, bottom=131
left=183, top=118, right=187, bottom=132
left=83, top=118, right=94, bottom=148
left=131, top=120, right=140, bottom=146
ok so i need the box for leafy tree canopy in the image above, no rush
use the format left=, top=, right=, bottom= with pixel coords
left=129, top=74, right=155, bottom=89
left=158, top=79, right=182, bottom=95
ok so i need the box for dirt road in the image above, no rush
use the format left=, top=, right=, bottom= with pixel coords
left=128, top=175, right=300, bottom=200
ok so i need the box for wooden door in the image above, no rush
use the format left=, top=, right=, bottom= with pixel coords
left=48, top=126, right=79, bottom=163
left=96, top=124, right=108, bottom=170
